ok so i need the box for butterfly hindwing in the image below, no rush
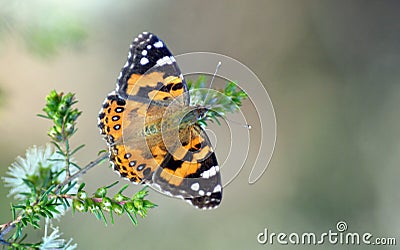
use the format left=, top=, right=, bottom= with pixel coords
left=152, top=125, right=222, bottom=209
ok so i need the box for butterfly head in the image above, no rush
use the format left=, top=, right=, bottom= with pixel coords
left=194, top=106, right=209, bottom=120
left=176, top=106, right=208, bottom=128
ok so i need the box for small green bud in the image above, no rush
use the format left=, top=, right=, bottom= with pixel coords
left=134, top=189, right=147, bottom=199
left=58, top=104, right=67, bottom=114
left=64, top=122, right=74, bottom=135
left=101, top=197, right=112, bottom=211
left=25, top=206, right=33, bottom=215
left=95, top=187, right=107, bottom=198
left=124, top=201, right=136, bottom=213
left=112, top=203, right=124, bottom=215
left=86, top=199, right=97, bottom=212
left=73, top=199, right=86, bottom=212
left=33, top=205, right=41, bottom=213
left=77, top=190, right=87, bottom=200
left=48, top=128, right=60, bottom=140
left=46, top=92, right=59, bottom=106
left=55, top=124, right=63, bottom=134
left=114, top=193, right=125, bottom=202
left=63, top=93, right=74, bottom=105
left=49, top=131, right=63, bottom=141
left=133, top=199, right=143, bottom=210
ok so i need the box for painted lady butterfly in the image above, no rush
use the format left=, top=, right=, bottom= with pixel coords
left=98, top=32, right=222, bottom=209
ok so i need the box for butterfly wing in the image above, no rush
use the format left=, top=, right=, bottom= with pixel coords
left=116, top=32, right=189, bottom=105
left=98, top=32, right=188, bottom=183
left=152, top=125, right=222, bottom=209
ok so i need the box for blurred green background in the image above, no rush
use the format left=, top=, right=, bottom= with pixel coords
left=1, top=1, right=400, bottom=249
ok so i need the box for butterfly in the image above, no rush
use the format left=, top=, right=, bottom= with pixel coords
left=98, top=32, right=222, bottom=209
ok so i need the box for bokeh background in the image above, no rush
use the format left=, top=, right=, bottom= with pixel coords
left=1, top=1, right=400, bottom=249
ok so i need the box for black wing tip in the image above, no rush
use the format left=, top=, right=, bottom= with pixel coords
left=188, top=191, right=223, bottom=210
left=132, top=32, right=155, bottom=44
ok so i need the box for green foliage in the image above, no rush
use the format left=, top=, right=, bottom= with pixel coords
left=188, top=76, right=248, bottom=126
left=39, top=90, right=82, bottom=142
left=0, top=90, right=156, bottom=249
left=73, top=184, right=156, bottom=226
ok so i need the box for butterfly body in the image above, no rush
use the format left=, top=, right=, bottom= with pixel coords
left=98, top=32, right=222, bottom=209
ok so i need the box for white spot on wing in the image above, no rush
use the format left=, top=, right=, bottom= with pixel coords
left=191, top=182, right=200, bottom=191
left=147, top=45, right=152, bottom=49
left=154, top=40, right=164, bottom=48
left=190, top=182, right=200, bottom=191
left=209, top=167, right=216, bottom=177
left=141, top=50, right=147, bottom=56
left=198, top=190, right=205, bottom=196
left=201, top=166, right=217, bottom=179
left=156, top=56, right=174, bottom=66
left=213, top=185, right=222, bottom=193
left=140, top=57, right=149, bottom=65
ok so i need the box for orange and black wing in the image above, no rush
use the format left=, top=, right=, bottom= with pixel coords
left=98, top=32, right=188, bottom=184
left=98, top=92, right=166, bottom=183
left=152, top=125, right=222, bottom=209
left=116, top=32, right=189, bottom=105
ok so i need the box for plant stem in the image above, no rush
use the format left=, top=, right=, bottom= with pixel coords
left=0, top=152, right=109, bottom=237
left=64, top=139, right=71, bottom=179
left=0, top=215, right=22, bottom=236
left=54, top=152, right=109, bottom=193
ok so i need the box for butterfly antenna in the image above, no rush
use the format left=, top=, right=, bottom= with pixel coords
left=204, top=61, right=222, bottom=103
left=209, top=61, right=221, bottom=90
left=224, top=116, right=252, bottom=130
left=202, top=62, right=250, bottom=130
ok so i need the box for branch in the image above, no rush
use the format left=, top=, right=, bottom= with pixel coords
left=54, top=152, right=108, bottom=193
left=0, top=152, right=108, bottom=237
